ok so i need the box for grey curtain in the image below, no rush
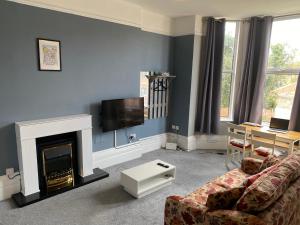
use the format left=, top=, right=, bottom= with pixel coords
left=234, top=16, right=273, bottom=124
left=195, top=17, right=225, bottom=134
left=289, top=76, right=300, bottom=131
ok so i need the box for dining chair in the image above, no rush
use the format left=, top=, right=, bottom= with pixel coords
left=269, top=136, right=295, bottom=156
left=250, top=130, right=276, bottom=159
left=226, top=123, right=251, bottom=166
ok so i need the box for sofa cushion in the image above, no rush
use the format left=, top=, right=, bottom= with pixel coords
left=165, top=195, right=208, bottom=225
left=205, top=210, right=266, bottom=225
left=244, top=165, right=277, bottom=187
left=206, top=186, right=245, bottom=210
left=214, top=168, right=249, bottom=189
left=204, top=169, right=249, bottom=210
left=256, top=178, right=300, bottom=225
left=259, top=155, right=280, bottom=171
left=185, top=182, right=226, bottom=205
left=236, top=154, right=300, bottom=212
left=279, top=154, right=300, bottom=182
left=184, top=168, right=249, bottom=207
left=241, top=157, right=264, bottom=175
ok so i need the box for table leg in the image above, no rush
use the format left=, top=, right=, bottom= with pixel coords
left=289, top=142, right=294, bottom=154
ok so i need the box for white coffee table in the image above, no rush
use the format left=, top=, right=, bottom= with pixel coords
left=120, top=159, right=176, bottom=198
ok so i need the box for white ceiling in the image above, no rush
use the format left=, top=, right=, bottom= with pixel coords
left=123, top=0, right=300, bottom=18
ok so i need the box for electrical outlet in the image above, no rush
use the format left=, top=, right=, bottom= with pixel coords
left=6, top=168, right=14, bottom=177
left=175, top=126, right=180, bottom=131
left=129, top=133, right=137, bottom=139
left=129, top=133, right=137, bottom=143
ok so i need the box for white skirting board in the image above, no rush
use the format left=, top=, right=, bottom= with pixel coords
left=167, top=133, right=227, bottom=151
left=0, top=133, right=167, bottom=202
left=93, top=133, right=167, bottom=169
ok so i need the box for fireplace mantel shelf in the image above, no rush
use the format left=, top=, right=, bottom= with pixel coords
left=16, top=114, right=90, bottom=126
left=15, top=114, right=92, bottom=141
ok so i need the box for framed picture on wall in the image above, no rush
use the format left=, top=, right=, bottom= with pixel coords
left=37, top=38, right=61, bottom=71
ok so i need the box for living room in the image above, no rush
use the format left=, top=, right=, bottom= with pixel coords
left=1, top=0, right=300, bottom=224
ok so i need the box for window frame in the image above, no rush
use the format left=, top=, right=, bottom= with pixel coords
left=220, top=21, right=240, bottom=121
left=266, top=16, right=300, bottom=75
left=262, top=16, right=300, bottom=124
left=262, top=70, right=300, bottom=124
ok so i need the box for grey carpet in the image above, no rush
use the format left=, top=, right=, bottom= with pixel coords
left=0, top=149, right=231, bottom=225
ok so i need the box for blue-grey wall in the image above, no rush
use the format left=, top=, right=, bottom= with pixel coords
left=168, top=35, right=194, bottom=136
left=0, top=1, right=174, bottom=175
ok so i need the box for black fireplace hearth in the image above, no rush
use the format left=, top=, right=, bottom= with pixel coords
left=12, top=168, right=108, bottom=207
left=12, top=132, right=109, bottom=207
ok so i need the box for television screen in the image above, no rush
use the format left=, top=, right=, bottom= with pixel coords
left=101, top=97, right=144, bottom=132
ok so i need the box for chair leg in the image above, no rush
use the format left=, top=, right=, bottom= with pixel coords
left=242, top=150, right=246, bottom=160
left=226, top=148, right=230, bottom=166
left=232, top=150, right=235, bottom=162
left=237, top=151, right=241, bottom=162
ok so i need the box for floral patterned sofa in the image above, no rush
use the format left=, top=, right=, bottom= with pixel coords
left=164, top=153, right=300, bottom=225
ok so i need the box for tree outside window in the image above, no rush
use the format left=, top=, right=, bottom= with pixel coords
left=220, top=22, right=238, bottom=119
left=263, top=18, right=300, bottom=123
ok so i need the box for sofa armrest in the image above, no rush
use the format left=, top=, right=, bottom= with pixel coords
left=164, top=195, right=208, bottom=225
left=241, top=157, right=263, bottom=175
left=206, top=210, right=266, bottom=225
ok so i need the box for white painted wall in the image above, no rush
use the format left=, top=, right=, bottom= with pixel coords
left=10, top=0, right=141, bottom=27
left=167, top=132, right=227, bottom=151
left=171, top=15, right=203, bottom=36
left=172, top=16, right=197, bottom=36
left=0, top=174, right=20, bottom=201
left=141, top=9, right=172, bottom=35
left=187, top=34, right=201, bottom=136
left=194, top=15, right=204, bottom=36
left=9, top=0, right=174, bottom=36
left=9, top=0, right=203, bottom=36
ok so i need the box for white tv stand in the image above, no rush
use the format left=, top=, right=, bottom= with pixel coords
left=120, top=160, right=176, bottom=198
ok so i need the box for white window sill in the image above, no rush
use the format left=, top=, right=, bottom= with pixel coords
left=220, top=117, right=233, bottom=122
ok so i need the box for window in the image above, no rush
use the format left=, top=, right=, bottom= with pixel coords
left=220, top=22, right=239, bottom=120
left=262, top=18, right=300, bottom=123
left=140, top=72, right=149, bottom=119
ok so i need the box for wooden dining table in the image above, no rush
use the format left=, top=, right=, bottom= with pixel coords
left=240, top=124, right=300, bottom=154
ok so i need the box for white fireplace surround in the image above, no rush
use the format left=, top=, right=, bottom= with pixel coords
left=15, top=114, right=94, bottom=196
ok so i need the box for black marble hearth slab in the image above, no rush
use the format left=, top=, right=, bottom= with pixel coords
left=12, top=168, right=109, bottom=207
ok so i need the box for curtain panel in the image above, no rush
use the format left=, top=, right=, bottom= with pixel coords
left=195, top=17, right=225, bottom=134
left=233, top=16, right=273, bottom=124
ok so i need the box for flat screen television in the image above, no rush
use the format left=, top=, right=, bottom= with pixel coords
left=101, top=97, right=144, bottom=132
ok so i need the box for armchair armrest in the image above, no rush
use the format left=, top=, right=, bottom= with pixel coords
left=241, top=157, right=263, bottom=175
left=164, top=195, right=208, bottom=225
left=206, top=210, right=266, bottom=225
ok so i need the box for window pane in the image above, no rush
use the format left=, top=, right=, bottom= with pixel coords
left=223, top=22, right=236, bottom=71
left=220, top=22, right=237, bottom=119
left=268, top=18, right=300, bottom=70
left=262, top=74, right=298, bottom=123
left=263, top=18, right=300, bottom=123
left=140, top=72, right=149, bottom=119
left=220, top=72, right=233, bottom=118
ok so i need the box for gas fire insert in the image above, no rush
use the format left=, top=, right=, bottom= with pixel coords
left=42, top=143, right=74, bottom=193
left=36, top=132, right=78, bottom=194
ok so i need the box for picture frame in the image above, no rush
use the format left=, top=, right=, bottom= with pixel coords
left=37, top=38, right=62, bottom=71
